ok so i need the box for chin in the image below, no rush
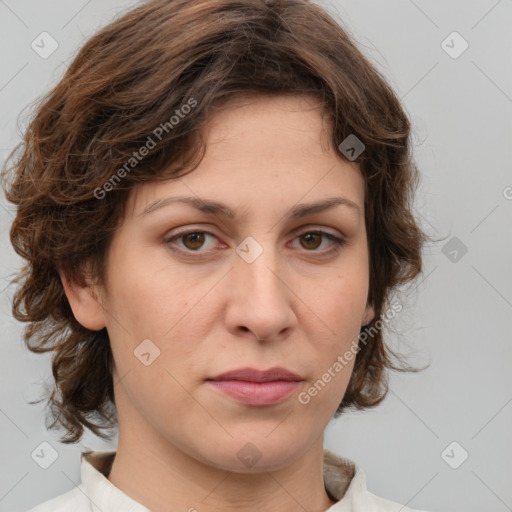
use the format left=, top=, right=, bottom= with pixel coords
left=196, top=434, right=309, bottom=474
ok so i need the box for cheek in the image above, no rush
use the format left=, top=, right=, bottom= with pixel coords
left=105, top=248, right=185, bottom=335
left=104, top=249, right=205, bottom=361
left=298, top=356, right=356, bottom=418
left=303, top=261, right=367, bottom=387
left=117, top=364, right=197, bottom=435
left=311, top=270, right=369, bottom=335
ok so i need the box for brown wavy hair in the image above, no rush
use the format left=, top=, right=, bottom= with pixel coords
left=1, top=0, right=432, bottom=444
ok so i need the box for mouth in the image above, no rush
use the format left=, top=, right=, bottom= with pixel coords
left=206, top=366, right=303, bottom=406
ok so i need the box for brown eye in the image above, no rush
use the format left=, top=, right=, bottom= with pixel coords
left=299, top=232, right=322, bottom=250
left=292, top=230, right=346, bottom=254
left=165, top=230, right=218, bottom=254
left=181, top=232, right=206, bottom=250
left=165, top=228, right=346, bottom=259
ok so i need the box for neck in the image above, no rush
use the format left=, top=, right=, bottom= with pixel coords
left=107, top=424, right=336, bottom=512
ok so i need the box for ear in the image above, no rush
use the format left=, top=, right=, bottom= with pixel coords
left=361, top=303, right=375, bottom=327
left=59, top=266, right=106, bottom=331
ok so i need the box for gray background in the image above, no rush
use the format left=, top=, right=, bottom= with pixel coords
left=1, top=1, right=511, bottom=511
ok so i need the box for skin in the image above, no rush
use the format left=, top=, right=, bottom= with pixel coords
left=62, top=93, right=374, bottom=512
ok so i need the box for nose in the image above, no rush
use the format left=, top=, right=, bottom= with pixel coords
left=223, top=240, right=298, bottom=343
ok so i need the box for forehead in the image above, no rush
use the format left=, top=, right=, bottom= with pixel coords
left=206, top=93, right=333, bottom=148
left=126, top=94, right=365, bottom=218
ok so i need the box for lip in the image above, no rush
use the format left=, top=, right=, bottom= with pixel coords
left=206, top=367, right=303, bottom=406
left=208, top=366, right=303, bottom=383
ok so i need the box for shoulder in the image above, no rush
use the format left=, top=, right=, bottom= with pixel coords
left=363, top=490, right=430, bottom=512
left=323, top=448, right=431, bottom=512
left=25, top=485, right=90, bottom=512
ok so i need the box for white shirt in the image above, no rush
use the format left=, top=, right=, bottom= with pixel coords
left=26, top=449, right=429, bottom=512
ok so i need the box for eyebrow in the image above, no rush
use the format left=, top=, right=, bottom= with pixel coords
left=138, top=195, right=361, bottom=219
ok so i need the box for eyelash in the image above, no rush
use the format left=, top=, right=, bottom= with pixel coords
left=163, top=229, right=346, bottom=258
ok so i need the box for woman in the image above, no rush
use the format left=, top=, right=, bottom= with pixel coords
left=2, top=0, right=431, bottom=510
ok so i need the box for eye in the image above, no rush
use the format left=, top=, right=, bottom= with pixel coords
left=291, top=230, right=346, bottom=254
left=164, top=230, right=219, bottom=253
left=164, top=229, right=346, bottom=257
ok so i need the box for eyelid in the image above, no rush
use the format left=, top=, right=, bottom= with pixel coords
left=165, top=223, right=346, bottom=240
left=291, top=224, right=347, bottom=239
left=164, top=229, right=221, bottom=254
left=163, top=224, right=347, bottom=257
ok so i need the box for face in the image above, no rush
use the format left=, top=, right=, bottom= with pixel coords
left=76, top=94, right=374, bottom=473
